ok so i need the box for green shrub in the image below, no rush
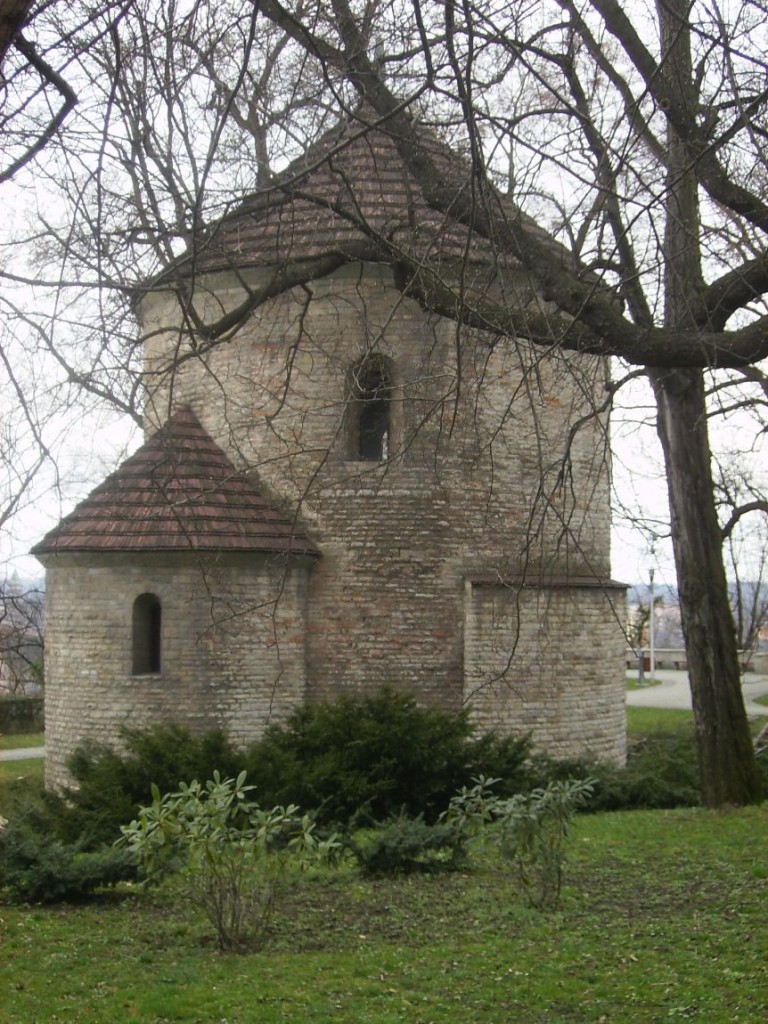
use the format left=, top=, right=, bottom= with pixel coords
left=0, top=696, right=44, bottom=735
left=442, top=774, right=503, bottom=834
left=120, top=772, right=338, bottom=951
left=465, top=731, right=534, bottom=797
left=445, top=776, right=595, bottom=908
left=346, top=813, right=468, bottom=875
left=495, top=779, right=595, bottom=908
left=54, top=725, right=242, bottom=847
left=2, top=704, right=530, bottom=867
left=0, top=809, right=136, bottom=903
left=593, top=731, right=701, bottom=810
left=757, top=745, right=768, bottom=792
left=242, top=688, right=531, bottom=826
left=521, top=729, right=702, bottom=813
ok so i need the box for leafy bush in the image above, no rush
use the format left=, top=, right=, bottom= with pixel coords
left=442, top=774, right=503, bottom=834
left=120, top=771, right=338, bottom=951
left=0, top=808, right=136, bottom=903
left=495, top=779, right=595, bottom=908
left=445, top=776, right=595, bottom=908
left=346, top=813, right=468, bottom=875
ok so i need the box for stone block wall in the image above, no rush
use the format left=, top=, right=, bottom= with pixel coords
left=464, top=579, right=627, bottom=764
left=141, top=264, right=611, bottom=582
left=127, top=260, right=626, bottom=761
left=40, top=552, right=311, bottom=787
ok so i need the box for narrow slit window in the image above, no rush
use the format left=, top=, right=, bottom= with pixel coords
left=350, top=356, right=391, bottom=461
left=132, top=593, right=162, bottom=675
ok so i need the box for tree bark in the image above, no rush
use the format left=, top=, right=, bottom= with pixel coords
left=652, top=367, right=762, bottom=805
left=0, top=0, right=32, bottom=63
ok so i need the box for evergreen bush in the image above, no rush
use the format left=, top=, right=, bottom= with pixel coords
left=0, top=695, right=44, bottom=734
left=346, top=813, right=468, bottom=875
left=0, top=807, right=136, bottom=903
left=1, top=700, right=531, bottom=888
left=524, top=729, right=702, bottom=812
left=54, top=725, right=242, bottom=847
left=241, top=687, right=532, bottom=826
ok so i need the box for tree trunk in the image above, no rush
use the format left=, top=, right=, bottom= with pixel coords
left=651, top=367, right=762, bottom=806
left=649, top=0, right=761, bottom=806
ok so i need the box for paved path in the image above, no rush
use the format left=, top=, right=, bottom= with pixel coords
left=626, top=668, right=768, bottom=717
left=0, top=745, right=45, bottom=762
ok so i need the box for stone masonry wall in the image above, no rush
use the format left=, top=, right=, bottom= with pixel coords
left=131, top=261, right=625, bottom=759
left=41, top=553, right=311, bottom=788
left=464, top=580, right=627, bottom=763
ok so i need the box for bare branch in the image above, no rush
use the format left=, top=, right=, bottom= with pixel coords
left=0, top=33, right=78, bottom=184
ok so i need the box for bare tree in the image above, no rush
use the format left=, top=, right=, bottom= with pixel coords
left=0, top=0, right=78, bottom=183
left=717, top=460, right=768, bottom=656
left=0, top=576, right=44, bottom=693
left=4, top=0, right=768, bottom=804
left=244, top=0, right=768, bottom=805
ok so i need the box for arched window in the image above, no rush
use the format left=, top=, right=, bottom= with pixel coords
left=132, top=593, right=162, bottom=675
left=350, top=355, right=392, bottom=461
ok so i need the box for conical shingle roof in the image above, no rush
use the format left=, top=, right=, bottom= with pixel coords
left=32, top=408, right=319, bottom=557
left=172, top=107, right=511, bottom=277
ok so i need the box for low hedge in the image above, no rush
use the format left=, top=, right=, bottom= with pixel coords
left=0, top=696, right=43, bottom=735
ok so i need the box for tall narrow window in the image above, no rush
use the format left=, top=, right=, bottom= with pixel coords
left=132, top=593, right=162, bottom=675
left=350, top=355, right=391, bottom=461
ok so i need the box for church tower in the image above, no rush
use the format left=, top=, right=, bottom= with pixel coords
left=36, top=109, right=626, bottom=785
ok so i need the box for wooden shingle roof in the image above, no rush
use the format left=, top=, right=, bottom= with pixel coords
left=32, top=408, right=319, bottom=558
left=174, top=107, right=509, bottom=277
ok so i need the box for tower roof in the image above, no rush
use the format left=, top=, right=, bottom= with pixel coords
left=32, top=408, right=319, bottom=558
left=168, top=106, right=524, bottom=278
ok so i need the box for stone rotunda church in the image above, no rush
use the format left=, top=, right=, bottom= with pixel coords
left=34, top=108, right=627, bottom=786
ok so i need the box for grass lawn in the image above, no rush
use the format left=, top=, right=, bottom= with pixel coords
left=2, top=714, right=767, bottom=1022
left=0, top=733, right=44, bottom=751
left=0, top=758, right=44, bottom=795
left=0, top=734, right=45, bottom=802
left=1, top=805, right=766, bottom=1023
left=626, top=705, right=694, bottom=737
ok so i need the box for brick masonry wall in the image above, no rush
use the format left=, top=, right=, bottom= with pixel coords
left=464, top=580, right=627, bottom=763
left=74, top=260, right=628, bottom=764
left=39, top=553, right=311, bottom=788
